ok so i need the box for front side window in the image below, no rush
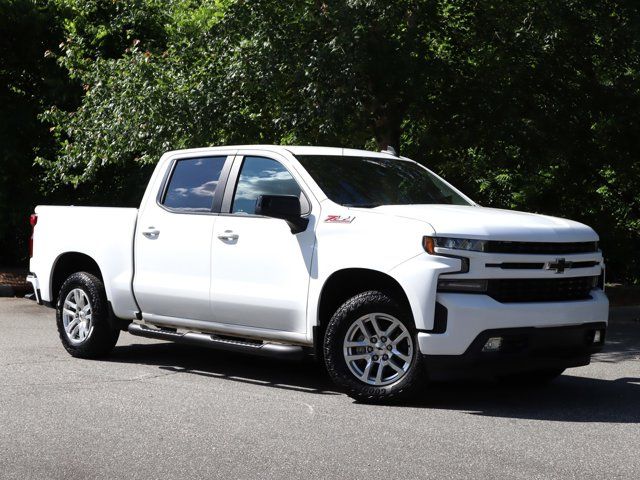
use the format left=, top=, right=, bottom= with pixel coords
left=162, top=156, right=227, bottom=212
left=232, top=157, right=303, bottom=215
left=296, top=155, right=471, bottom=207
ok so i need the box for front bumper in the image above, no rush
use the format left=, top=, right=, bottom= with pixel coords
left=424, top=322, right=606, bottom=378
left=417, top=288, right=609, bottom=356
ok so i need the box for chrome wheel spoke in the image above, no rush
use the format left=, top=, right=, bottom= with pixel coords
left=66, top=318, right=79, bottom=333
left=345, top=353, right=370, bottom=362
left=388, top=361, right=404, bottom=374
left=369, top=315, right=384, bottom=337
left=343, top=312, right=414, bottom=387
left=79, top=322, right=88, bottom=340
left=392, top=332, right=408, bottom=346
left=375, top=363, right=384, bottom=384
left=392, top=348, right=411, bottom=363
left=70, top=323, right=80, bottom=337
left=383, top=323, right=398, bottom=338
left=354, top=318, right=368, bottom=338
left=62, top=289, right=93, bottom=345
left=360, top=361, right=373, bottom=382
left=64, top=300, right=77, bottom=310
left=74, top=290, right=83, bottom=309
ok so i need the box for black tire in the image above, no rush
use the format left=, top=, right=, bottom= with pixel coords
left=323, top=291, right=424, bottom=403
left=56, top=271, right=119, bottom=359
left=498, top=368, right=565, bottom=386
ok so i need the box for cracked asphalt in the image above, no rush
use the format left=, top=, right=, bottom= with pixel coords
left=1, top=297, right=639, bottom=480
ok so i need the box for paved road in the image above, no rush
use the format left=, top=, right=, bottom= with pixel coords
left=1, top=298, right=639, bottom=480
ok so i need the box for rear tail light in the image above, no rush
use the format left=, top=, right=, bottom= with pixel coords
left=29, top=213, right=37, bottom=258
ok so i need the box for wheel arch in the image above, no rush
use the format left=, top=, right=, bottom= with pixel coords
left=314, top=268, right=414, bottom=349
left=50, top=252, right=104, bottom=303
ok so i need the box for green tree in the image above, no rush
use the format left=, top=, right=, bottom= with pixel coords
left=0, top=0, right=75, bottom=266
left=37, top=0, right=640, bottom=282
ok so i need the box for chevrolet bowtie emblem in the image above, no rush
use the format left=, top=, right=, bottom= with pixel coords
left=545, top=258, right=573, bottom=273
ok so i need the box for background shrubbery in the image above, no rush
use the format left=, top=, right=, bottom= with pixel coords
left=1, top=0, right=639, bottom=282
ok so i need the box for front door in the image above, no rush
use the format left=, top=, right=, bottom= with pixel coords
left=210, top=155, right=316, bottom=333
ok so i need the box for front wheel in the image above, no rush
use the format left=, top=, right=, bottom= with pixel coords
left=323, top=291, right=424, bottom=403
left=56, top=272, right=119, bottom=358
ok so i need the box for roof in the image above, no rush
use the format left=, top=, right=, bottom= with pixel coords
left=165, top=145, right=401, bottom=159
left=283, top=146, right=398, bottom=159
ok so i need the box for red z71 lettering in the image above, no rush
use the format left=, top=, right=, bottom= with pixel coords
left=324, top=215, right=355, bottom=224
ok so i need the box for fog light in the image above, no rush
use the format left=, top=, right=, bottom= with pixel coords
left=593, top=330, right=602, bottom=343
left=482, top=337, right=503, bottom=352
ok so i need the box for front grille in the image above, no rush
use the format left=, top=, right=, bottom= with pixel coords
left=485, top=241, right=598, bottom=255
left=487, top=276, right=598, bottom=303
left=485, top=260, right=600, bottom=270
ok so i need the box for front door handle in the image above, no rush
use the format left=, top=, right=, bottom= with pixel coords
left=217, top=230, right=239, bottom=241
left=142, top=227, right=160, bottom=239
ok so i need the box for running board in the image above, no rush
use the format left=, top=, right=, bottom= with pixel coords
left=127, top=323, right=306, bottom=360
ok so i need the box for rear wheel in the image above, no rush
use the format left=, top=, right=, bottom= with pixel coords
left=324, top=291, right=424, bottom=403
left=56, top=272, right=119, bottom=358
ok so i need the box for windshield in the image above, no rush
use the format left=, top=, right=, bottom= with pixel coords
left=295, top=155, right=472, bottom=207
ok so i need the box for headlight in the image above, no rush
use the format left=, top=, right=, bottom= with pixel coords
left=423, top=236, right=487, bottom=253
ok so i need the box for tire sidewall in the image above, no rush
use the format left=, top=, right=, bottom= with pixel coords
left=324, top=291, right=423, bottom=403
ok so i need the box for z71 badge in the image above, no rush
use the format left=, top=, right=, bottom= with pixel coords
left=324, top=215, right=355, bottom=224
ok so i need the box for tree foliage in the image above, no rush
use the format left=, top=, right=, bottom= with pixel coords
left=4, top=0, right=640, bottom=281
left=0, top=0, right=75, bottom=266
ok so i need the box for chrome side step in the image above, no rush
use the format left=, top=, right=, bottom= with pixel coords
left=127, top=323, right=306, bottom=360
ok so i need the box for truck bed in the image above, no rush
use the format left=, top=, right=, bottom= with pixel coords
left=30, top=206, right=139, bottom=319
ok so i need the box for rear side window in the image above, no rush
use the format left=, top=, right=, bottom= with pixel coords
left=162, top=156, right=227, bottom=212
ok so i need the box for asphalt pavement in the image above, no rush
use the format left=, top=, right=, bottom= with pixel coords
left=1, top=297, right=639, bottom=480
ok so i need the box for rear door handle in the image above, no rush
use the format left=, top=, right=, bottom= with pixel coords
left=142, top=227, right=160, bottom=239
left=217, top=230, right=239, bottom=241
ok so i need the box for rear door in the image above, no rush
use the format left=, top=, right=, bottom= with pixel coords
left=209, top=153, right=316, bottom=333
left=134, top=153, right=233, bottom=320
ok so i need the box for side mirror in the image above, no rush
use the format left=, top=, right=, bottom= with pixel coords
left=255, top=195, right=308, bottom=233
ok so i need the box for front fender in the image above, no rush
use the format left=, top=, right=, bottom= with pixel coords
left=388, top=253, right=461, bottom=331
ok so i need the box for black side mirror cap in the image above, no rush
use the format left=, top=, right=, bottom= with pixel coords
left=255, top=195, right=309, bottom=233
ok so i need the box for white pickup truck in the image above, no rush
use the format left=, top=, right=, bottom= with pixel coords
left=28, top=145, right=608, bottom=402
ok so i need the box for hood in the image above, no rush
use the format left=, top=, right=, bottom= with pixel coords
left=367, top=205, right=598, bottom=242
